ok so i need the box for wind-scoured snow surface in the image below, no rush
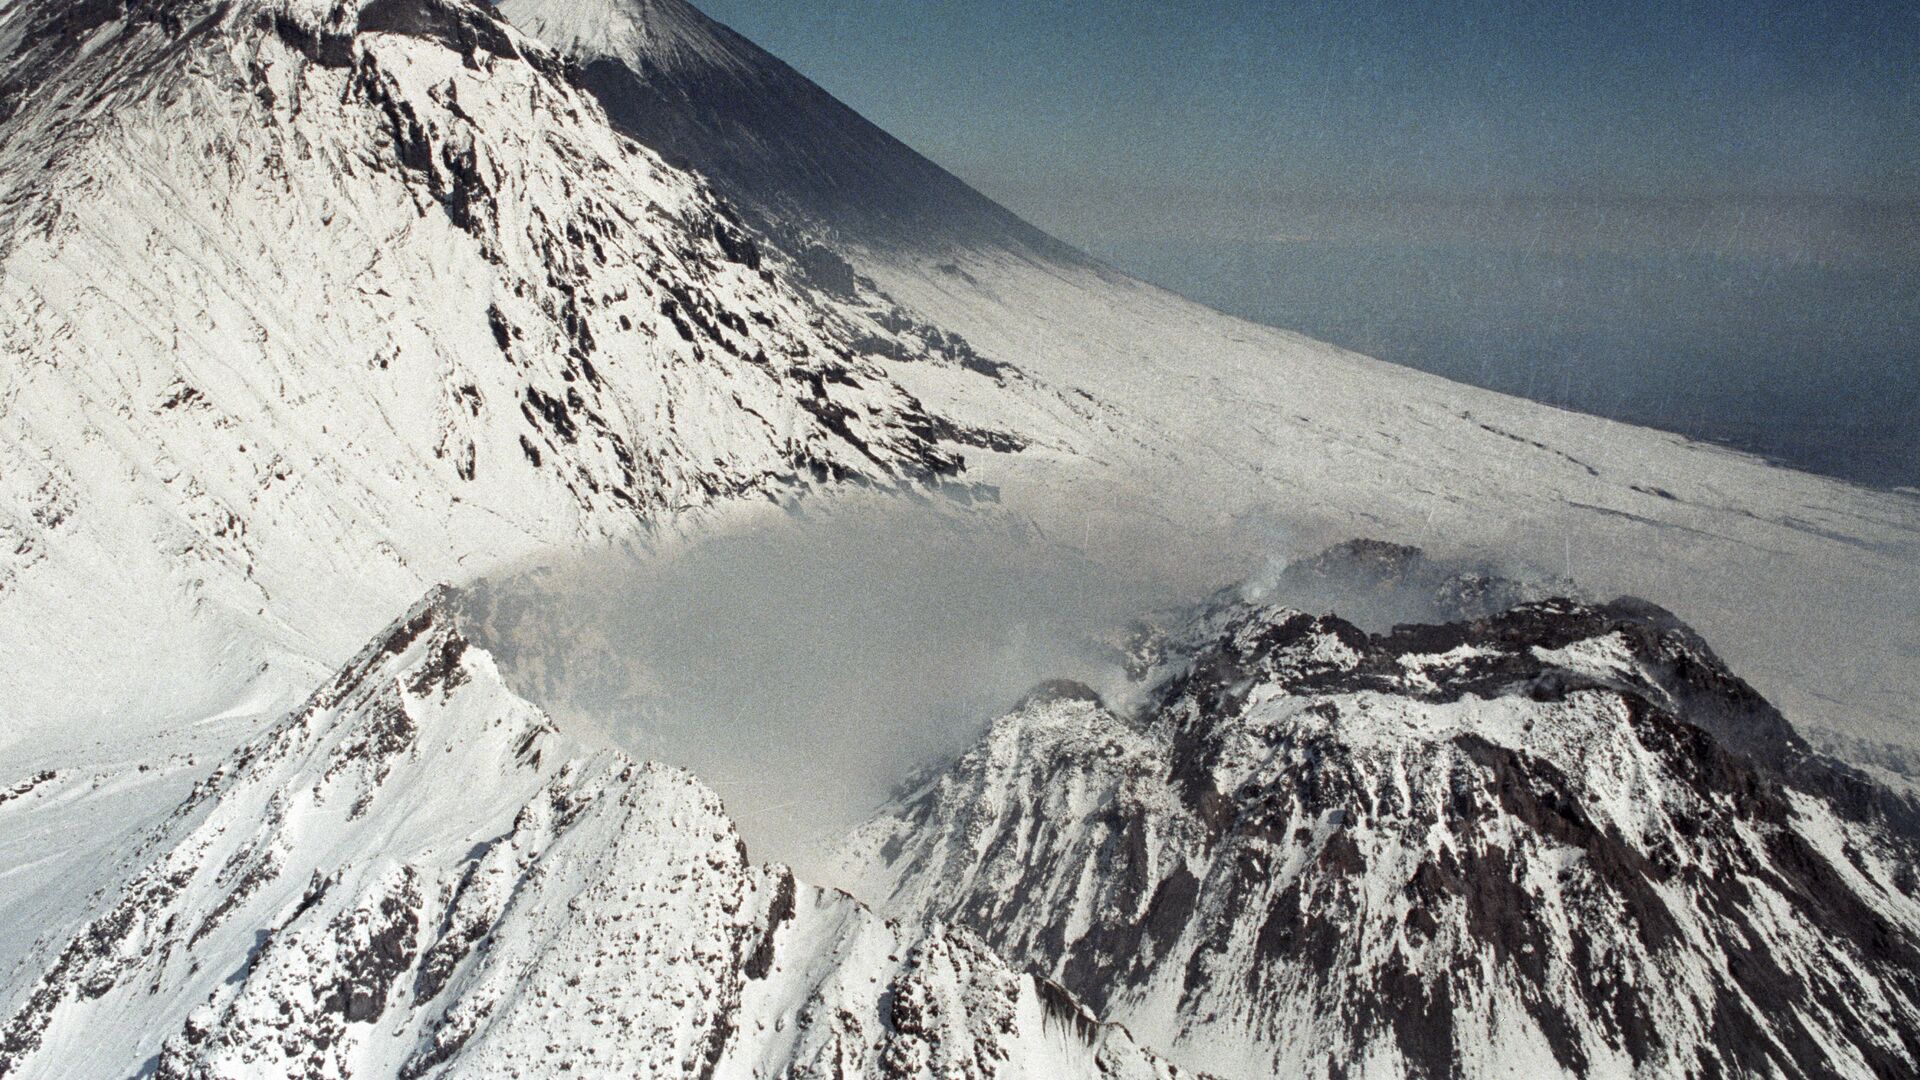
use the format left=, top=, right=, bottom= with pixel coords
left=0, top=590, right=1183, bottom=1079
left=833, top=591, right=1920, bottom=1079
left=499, top=0, right=1920, bottom=767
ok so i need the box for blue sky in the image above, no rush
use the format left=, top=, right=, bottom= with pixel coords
left=693, top=0, right=1917, bottom=258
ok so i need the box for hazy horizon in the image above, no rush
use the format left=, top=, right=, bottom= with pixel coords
left=690, top=0, right=1919, bottom=488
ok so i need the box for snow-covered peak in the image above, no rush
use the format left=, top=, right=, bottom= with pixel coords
left=493, top=0, right=752, bottom=76
left=835, top=589, right=1920, bottom=1079
left=494, top=0, right=1078, bottom=258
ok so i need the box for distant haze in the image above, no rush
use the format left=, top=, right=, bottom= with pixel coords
left=688, top=0, right=1919, bottom=487
left=1097, top=216, right=1918, bottom=487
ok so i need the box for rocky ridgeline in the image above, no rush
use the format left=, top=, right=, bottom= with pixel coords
left=0, top=589, right=1182, bottom=1079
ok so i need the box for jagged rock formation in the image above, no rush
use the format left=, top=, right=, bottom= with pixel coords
left=0, top=589, right=1183, bottom=1079
left=835, top=591, right=1920, bottom=1078
left=1259, top=537, right=1569, bottom=624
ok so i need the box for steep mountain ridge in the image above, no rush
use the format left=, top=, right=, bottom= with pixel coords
left=0, top=0, right=1063, bottom=739
left=0, top=587, right=1185, bottom=1079
left=834, top=590, right=1920, bottom=1078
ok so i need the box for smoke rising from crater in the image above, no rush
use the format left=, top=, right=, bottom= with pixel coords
left=459, top=501, right=1188, bottom=873
left=458, top=496, right=1595, bottom=875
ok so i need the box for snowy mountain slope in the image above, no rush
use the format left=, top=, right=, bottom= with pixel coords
left=497, top=0, right=1920, bottom=762
left=832, top=586, right=1920, bottom=1078
left=0, top=708, right=272, bottom=992
left=0, top=0, right=1075, bottom=744
left=0, top=587, right=1184, bottom=1080
left=2, top=0, right=1913, bottom=770
left=864, top=253, right=1920, bottom=757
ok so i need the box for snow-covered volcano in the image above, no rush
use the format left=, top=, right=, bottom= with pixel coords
left=1, top=0, right=1915, bottom=762
left=2, top=3, right=1919, bottom=1076
left=0, top=0, right=1057, bottom=742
